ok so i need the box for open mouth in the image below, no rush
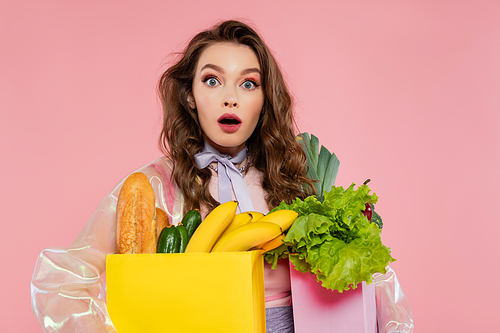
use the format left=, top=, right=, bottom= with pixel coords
left=219, top=118, right=241, bottom=125
left=217, top=114, right=242, bottom=126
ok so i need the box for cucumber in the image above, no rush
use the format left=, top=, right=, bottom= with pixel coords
left=182, top=209, right=202, bottom=241
left=177, top=224, right=189, bottom=253
left=157, top=226, right=181, bottom=253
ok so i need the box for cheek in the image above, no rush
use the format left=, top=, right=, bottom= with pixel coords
left=195, top=95, right=217, bottom=123
left=247, top=96, right=264, bottom=125
left=198, top=113, right=215, bottom=136
left=196, top=95, right=214, bottom=113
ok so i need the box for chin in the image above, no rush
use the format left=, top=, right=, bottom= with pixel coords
left=215, top=140, right=246, bottom=150
left=209, top=136, right=248, bottom=153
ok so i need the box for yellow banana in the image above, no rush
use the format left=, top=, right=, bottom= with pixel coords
left=253, top=210, right=298, bottom=232
left=219, top=212, right=253, bottom=239
left=248, top=211, right=265, bottom=222
left=211, top=222, right=282, bottom=252
left=260, top=234, right=286, bottom=252
left=185, top=201, right=238, bottom=253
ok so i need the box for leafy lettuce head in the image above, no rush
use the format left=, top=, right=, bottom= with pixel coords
left=265, top=183, right=395, bottom=292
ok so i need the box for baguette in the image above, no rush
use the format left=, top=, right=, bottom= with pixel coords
left=116, top=172, right=157, bottom=254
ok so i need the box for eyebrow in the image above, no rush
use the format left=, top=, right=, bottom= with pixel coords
left=241, top=67, right=261, bottom=76
left=200, top=64, right=261, bottom=76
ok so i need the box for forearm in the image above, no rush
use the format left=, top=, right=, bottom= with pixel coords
left=374, top=266, right=414, bottom=333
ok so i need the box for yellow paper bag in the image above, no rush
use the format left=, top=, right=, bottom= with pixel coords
left=106, top=251, right=265, bottom=333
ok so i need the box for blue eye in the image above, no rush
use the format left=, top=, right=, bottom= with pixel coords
left=203, top=76, right=220, bottom=87
left=242, top=81, right=256, bottom=90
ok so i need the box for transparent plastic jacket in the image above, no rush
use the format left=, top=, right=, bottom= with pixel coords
left=31, top=157, right=414, bottom=332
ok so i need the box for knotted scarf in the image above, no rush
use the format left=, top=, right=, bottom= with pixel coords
left=194, top=142, right=254, bottom=212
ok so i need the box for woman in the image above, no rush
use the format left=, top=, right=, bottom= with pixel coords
left=31, top=20, right=413, bottom=332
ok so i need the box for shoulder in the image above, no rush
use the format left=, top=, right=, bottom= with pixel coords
left=109, top=156, right=174, bottom=195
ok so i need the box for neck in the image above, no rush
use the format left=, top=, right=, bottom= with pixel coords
left=203, top=137, right=246, bottom=158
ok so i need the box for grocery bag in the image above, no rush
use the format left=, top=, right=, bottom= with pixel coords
left=290, top=262, right=377, bottom=333
left=106, top=251, right=265, bottom=333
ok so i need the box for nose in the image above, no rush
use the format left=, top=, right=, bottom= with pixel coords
left=223, top=100, right=238, bottom=108
left=222, top=89, right=238, bottom=108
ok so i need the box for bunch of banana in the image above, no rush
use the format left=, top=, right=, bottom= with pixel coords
left=251, top=210, right=298, bottom=231
left=218, top=210, right=264, bottom=239
left=259, top=234, right=286, bottom=252
left=211, top=221, right=282, bottom=252
left=246, top=210, right=298, bottom=252
left=185, top=201, right=238, bottom=253
left=184, top=200, right=298, bottom=253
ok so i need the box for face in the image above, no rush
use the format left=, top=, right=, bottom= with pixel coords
left=188, top=43, right=264, bottom=157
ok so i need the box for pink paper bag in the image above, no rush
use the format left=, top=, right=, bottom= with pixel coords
left=290, top=262, right=377, bottom=333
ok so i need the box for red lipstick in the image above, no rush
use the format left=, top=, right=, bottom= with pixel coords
left=217, top=113, right=242, bottom=132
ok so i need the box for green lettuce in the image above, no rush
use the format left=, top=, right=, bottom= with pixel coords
left=264, top=183, right=395, bottom=293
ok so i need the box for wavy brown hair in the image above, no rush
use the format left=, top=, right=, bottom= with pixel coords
left=158, top=20, right=315, bottom=213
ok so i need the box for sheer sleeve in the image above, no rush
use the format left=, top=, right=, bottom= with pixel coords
left=373, top=266, right=414, bottom=333
left=31, top=157, right=183, bottom=332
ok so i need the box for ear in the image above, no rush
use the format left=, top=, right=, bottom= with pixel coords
left=187, top=91, right=196, bottom=109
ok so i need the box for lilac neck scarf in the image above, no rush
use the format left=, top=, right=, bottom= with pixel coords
left=194, top=142, right=254, bottom=212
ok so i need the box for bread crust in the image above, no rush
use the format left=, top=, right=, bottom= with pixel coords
left=155, top=207, right=170, bottom=241
left=116, top=172, right=157, bottom=254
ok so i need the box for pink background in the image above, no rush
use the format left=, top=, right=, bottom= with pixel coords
left=1, top=1, right=499, bottom=332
